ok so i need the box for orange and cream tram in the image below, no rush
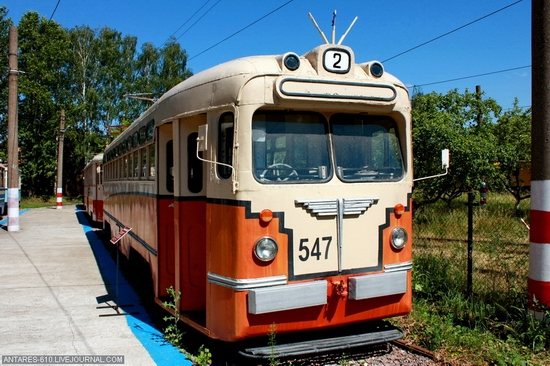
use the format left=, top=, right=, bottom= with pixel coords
left=82, top=153, right=104, bottom=223
left=101, top=39, right=413, bottom=353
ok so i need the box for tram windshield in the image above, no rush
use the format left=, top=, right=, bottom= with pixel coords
left=252, top=111, right=404, bottom=183
left=331, top=114, right=404, bottom=182
left=253, top=111, right=331, bottom=182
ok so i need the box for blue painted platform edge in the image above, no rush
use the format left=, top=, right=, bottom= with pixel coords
left=75, top=207, right=192, bottom=366
left=0, top=209, right=29, bottom=226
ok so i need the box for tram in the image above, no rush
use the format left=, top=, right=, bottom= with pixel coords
left=99, top=31, right=414, bottom=352
left=0, top=163, right=7, bottom=216
left=82, top=153, right=104, bottom=223
left=0, top=163, right=21, bottom=216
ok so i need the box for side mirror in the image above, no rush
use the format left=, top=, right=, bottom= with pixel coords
left=414, top=149, right=450, bottom=182
left=442, top=149, right=450, bottom=170
left=197, top=124, right=208, bottom=152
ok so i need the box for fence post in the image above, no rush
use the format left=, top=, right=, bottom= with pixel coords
left=467, top=191, right=474, bottom=297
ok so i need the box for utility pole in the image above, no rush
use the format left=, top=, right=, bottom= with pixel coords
left=7, top=26, right=19, bottom=231
left=56, top=110, right=65, bottom=209
left=476, top=85, right=483, bottom=127
left=529, top=0, right=550, bottom=321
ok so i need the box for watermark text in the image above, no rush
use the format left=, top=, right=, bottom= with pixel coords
left=2, top=355, right=124, bottom=364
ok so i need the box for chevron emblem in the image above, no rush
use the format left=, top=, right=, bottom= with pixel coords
left=295, top=197, right=379, bottom=217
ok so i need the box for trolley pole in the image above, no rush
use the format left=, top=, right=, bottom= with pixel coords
left=7, top=26, right=19, bottom=232
left=529, top=0, right=550, bottom=320
left=56, top=110, right=65, bottom=209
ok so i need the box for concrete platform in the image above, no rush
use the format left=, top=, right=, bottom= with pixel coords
left=0, top=206, right=191, bottom=366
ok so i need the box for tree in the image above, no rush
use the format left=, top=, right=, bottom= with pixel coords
left=493, top=99, right=532, bottom=208
left=17, top=11, right=70, bottom=196
left=411, top=89, right=503, bottom=208
left=1, top=7, right=194, bottom=196
left=134, top=37, right=192, bottom=98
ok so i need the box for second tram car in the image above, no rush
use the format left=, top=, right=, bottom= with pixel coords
left=0, top=163, right=21, bottom=216
left=100, top=41, right=413, bottom=350
left=82, top=153, right=104, bottom=223
left=0, top=163, right=8, bottom=216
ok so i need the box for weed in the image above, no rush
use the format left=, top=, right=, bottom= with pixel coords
left=162, top=286, right=185, bottom=348
left=186, top=345, right=212, bottom=366
left=404, top=193, right=550, bottom=365
left=267, top=323, right=280, bottom=366
left=338, top=352, right=349, bottom=365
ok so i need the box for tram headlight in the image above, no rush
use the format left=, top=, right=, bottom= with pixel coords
left=254, top=237, right=278, bottom=261
left=369, top=61, right=384, bottom=78
left=283, top=53, right=300, bottom=71
left=390, top=227, right=408, bottom=250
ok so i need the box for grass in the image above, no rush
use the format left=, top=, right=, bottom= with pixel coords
left=394, top=192, right=550, bottom=365
left=20, top=195, right=82, bottom=209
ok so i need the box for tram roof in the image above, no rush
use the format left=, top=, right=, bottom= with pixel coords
left=106, top=44, right=407, bottom=153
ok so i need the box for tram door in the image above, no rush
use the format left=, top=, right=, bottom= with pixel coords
left=174, top=115, right=207, bottom=312
left=157, top=122, right=176, bottom=299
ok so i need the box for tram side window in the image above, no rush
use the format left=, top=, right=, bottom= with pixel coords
left=133, top=151, right=139, bottom=178
left=141, top=147, right=147, bottom=178
left=187, top=133, right=203, bottom=193
left=124, top=156, right=129, bottom=179
left=331, top=114, right=404, bottom=182
left=96, top=165, right=102, bottom=185
left=217, top=113, right=234, bottom=179
left=252, top=111, right=331, bottom=183
left=166, top=140, right=174, bottom=193
left=149, top=145, right=156, bottom=178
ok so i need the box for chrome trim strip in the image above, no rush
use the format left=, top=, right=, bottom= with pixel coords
left=295, top=198, right=338, bottom=216
left=207, top=272, right=287, bottom=291
left=337, top=198, right=344, bottom=273
left=248, top=281, right=328, bottom=314
left=349, top=271, right=407, bottom=300
left=278, top=78, right=398, bottom=102
left=384, top=261, right=413, bottom=273
left=343, top=197, right=379, bottom=215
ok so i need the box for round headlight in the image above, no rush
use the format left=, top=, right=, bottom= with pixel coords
left=370, top=62, right=384, bottom=78
left=283, top=53, right=300, bottom=71
left=391, top=227, right=408, bottom=250
left=254, top=237, right=278, bottom=261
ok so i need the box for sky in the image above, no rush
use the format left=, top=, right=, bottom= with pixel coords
left=3, top=0, right=531, bottom=111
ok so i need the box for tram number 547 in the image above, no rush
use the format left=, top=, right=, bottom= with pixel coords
left=298, top=237, right=332, bottom=262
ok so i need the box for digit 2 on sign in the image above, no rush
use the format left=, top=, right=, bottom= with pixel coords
left=323, top=49, right=351, bottom=73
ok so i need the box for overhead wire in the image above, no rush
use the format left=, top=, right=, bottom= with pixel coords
left=188, top=0, right=294, bottom=61
left=382, top=0, right=523, bottom=63
left=175, top=0, right=223, bottom=42
left=161, top=0, right=213, bottom=46
left=411, top=65, right=531, bottom=88
left=49, top=0, right=62, bottom=21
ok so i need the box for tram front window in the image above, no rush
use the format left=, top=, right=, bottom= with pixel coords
left=252, top=111, right=331, bottom=183
left=331, top=114, right=404, bottom=182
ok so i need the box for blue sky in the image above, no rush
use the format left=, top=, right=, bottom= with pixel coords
left=3, top=0, right=531, bottom=111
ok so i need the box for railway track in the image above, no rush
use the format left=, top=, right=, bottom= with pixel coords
left=234, top=341, right=440, bottom=366
left=206, top=339, right=437, bottom=365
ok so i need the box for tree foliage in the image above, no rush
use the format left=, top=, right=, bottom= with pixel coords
left=18, top=11, right=70, bottom=196
left=0, top=8, right=192, bottom=196
left=0, top=7, right=533, bottom=200
left=412, top=89, right=531, bottom=208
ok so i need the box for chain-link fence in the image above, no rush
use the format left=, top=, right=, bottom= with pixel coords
left=413, top=192, right=530, bottom=303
